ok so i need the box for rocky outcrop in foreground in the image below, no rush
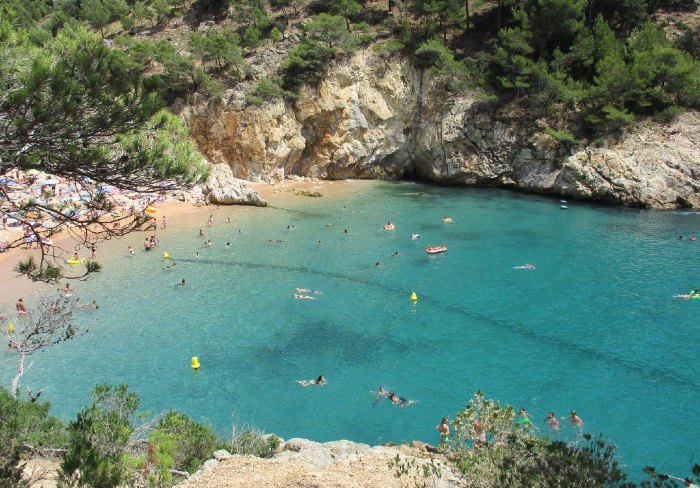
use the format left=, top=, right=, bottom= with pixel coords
left=183, top=50, right=700, bottom=208
left=178, top=438, right=465, bottom=488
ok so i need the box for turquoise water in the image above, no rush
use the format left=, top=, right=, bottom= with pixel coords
left=2, top=181, right=699, bottom=478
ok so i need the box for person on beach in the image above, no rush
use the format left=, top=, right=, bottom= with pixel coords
left=226, top=217, right=231, bottom=223
left=569, top=410, right=583, bottom=427
left=207, top=215, right=214, bottom=227
left=16, top=298, right=26, bottom=315
left=162, top=216, right=167, bottom=229
left=388, top=391, right=417, bottom=408
left=298, top=375, right=326, bottom=386
left=436, top=416, right=450, bottom=441
left=91, top=244, right=97, bottom=259
left=544, top=411, right=560, bottom=431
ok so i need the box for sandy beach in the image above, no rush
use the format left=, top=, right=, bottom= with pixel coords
left=0, top=178, right=372, bottom=309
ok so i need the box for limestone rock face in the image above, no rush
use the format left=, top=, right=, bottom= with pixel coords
left=202, top=163, right=267, bottom=206
left=183, top=51, right=700, bottom=208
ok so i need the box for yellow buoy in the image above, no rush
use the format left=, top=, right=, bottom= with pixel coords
left=410, top=291, right=418, bottom=301
left=191, top=357, right=200, bottom=369
left=163, top=251, right=170, bottom=260
left=7, top=323, right=14, bottom=333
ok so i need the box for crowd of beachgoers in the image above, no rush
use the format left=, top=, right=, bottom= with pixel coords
left=0, top=168, right=196, bottom=254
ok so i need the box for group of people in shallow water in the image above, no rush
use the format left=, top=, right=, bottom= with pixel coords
left=372, top=386, right=417, bottom=408
left=433, top=408, right=584, bottom=447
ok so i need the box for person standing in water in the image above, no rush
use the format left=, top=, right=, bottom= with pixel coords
left=569, top=410, right=583, bottom=427
left=162, top=215, right=167, bottom=229
left=16, top=298, right=26, bottom=315
left=207, top=215, right=214, bottom=227
left=436, top=416, right=450, bottom=442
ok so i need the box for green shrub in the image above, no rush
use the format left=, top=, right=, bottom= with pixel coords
left=152, top=411, right=224, bottom=473
left=229, top=428, right=280, bottom=458
left=281, top=39, right=334, bottom=90
left=544, top=126, right=577, bottom=144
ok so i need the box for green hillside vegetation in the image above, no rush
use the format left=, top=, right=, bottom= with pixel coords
left=3, top=0, right=699, bottom=141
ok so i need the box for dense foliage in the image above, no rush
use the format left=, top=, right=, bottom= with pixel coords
left=0, top=385, right=281, bottom=487
left=4, top=0, right=698, bottom=138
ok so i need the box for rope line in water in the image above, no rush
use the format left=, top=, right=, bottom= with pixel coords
left=176, top=257, right=700, bottom=392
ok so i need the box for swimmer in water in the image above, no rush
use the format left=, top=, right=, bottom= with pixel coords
left=226, top=241, right=231, bottom=248
left=293, top=293, right=317, bottom=300
left=410, top=233, right=421, bottom=240
left=674, top=289, right=700, bottom=299
left=544, top=411, right=560, bottom=431
left=392, top=250, right=400, bottom=256
left=127, top=246, right=135, bottom=256
left=199, top=229, right=205, bottom=236
left=297, top=375, right=326, bottom=387
left=514, top=263, right=535, bottom=269
left=205, top=240, right=212, bottom=247
left=569, top=410, right=583, bottom=427
left=165, top=262, right=177, bottom=270
left=296, top=288, right=322, bottom=294
left=195, top=251, right=199, bottom=259
left=387, top=391, right=417, bottom=408
left=178, top=278, right=186, bottom=286
left=372, top=386, right=388, bottom=399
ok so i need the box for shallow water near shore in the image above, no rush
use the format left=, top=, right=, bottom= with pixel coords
left=2, top=181, right=699, bottom=478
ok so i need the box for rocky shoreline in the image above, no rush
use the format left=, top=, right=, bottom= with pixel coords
left=178, top=438, right=466, bottom=488
left=180, top=50, right=700, bottom=209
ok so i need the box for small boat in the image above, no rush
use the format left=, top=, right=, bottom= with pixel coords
left=560, top=205, right=568, bottom=209
left=426, top=245, right=448, bottom=254
left=560, top=200, right=567, bottom=204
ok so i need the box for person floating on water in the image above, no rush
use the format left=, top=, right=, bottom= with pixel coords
left=674, top=289, right=700, bottom=299
left=296, top=288, right=321, bottom=294
left=514, top=263, right=535, bottom=269
left=387, top=391, right=417, bottom=408
left=544, top=411, right=560, bottom=431
left=179, top=278, right=186, bottom=286
left=410, top=233, right=421, bottom=240
left=293, top=293, right=317, bottom=300
left=298, top=375, right=326, bottom=387
left=569, top=410, right=583, bottom=427
left=372, top=386, right=388, bottom=399
left=165, top=262, right=177, bottom=270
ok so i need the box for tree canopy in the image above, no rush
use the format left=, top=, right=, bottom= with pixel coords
left=0, top=20, right=208, bottom=282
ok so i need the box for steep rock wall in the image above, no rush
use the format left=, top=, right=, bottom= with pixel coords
left=181, top=50, right=700, bottom=208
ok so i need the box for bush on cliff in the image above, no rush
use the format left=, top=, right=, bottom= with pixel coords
left=448, top=391, right=631, bottom=488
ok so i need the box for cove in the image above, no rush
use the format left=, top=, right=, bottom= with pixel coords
left=1, top=180, right=698, bottom=477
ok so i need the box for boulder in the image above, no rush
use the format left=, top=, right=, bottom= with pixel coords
left=203, top=163, right=267, bottom=206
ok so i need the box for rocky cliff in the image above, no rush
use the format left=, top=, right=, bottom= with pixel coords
left=178, top=438, right=466, bottom=487
left=183, top=50, right=700, bottom=209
